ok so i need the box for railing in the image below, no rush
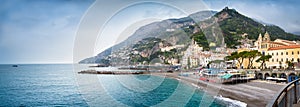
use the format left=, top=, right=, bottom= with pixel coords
left=267, top=79, right=300, bottom=107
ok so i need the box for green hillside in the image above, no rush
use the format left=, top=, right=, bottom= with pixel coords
left=214, top=7, right=300, bottom=48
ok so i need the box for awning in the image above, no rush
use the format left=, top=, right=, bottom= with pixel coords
left=221, top=74, right=233, bottom=79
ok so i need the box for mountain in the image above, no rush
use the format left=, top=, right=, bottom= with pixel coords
left=79, top=11, right=217, bottom=64
left=212, top=7, right=300, bottom=48
left=80, top=7, right=300, bottom=64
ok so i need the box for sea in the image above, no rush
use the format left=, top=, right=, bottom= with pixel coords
left=0, top=64, right=245, bottom=107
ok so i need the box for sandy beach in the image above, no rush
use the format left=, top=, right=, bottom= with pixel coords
left=151, top=72, right=285, bottom=107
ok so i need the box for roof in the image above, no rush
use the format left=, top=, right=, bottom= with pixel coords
left=221, top=74, right=233, bottom=79
left=267, top=41, right=287, bottom=46
left=268, top=45, right=300, bottom=51
left=275, top=39, right=297, bottom=44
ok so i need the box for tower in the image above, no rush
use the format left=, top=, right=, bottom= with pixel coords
left=258, top=33, right=262, bottom=41
left=263, top=31, right=271, bottom=42
left=255, top=33, right=263, bottom=49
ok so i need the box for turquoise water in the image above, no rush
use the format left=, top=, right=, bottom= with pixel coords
left=0, top=64, right=225, bottom=107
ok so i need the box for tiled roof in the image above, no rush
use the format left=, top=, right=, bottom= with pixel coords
left=268, top=45, right=300, bottom=51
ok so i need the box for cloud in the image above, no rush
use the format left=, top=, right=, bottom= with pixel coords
left=0, top=0, right=94, bottom=63
left=1, top=0, right=299, bottom=64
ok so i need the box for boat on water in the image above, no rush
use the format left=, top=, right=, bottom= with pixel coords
left=12, top=65, right=18, bottom=67
left=89, top=64, right=109, bottom=67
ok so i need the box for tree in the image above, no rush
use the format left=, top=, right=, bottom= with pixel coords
left=245, top=50, right=261, bottom=69
left=279, top=61, right=282, bottom=69
left=226, top=51, right=259, bottom=69
left=225, top=52, right=238, bottom=68
left=225, top=52, right=237, bottom=61
left=256, top=55, right=272, bottom=69
left=191, top=31, right=210, bottom=51
left=237, top=51, right=248, bottom=69
left=286, top=60, right=294, bottom=69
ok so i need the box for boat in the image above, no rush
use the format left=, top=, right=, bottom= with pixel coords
left=89, top=64, right=109, bottom=67
left=200, top=69, right=218, bottom=77
left=12, top=65, right=18, bottom=67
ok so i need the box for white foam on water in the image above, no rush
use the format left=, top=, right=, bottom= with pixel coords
left=191, top=83, right=202, bottom=89
left=214, top=95, right=247, bottom=107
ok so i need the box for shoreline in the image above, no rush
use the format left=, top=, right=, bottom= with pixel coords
left=150, top=72, right=284, bottom=107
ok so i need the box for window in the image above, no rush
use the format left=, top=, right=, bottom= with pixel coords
left=272, top=53, right=274, bottom=55
left=286, top=58, right=289, bottom=62
left=292, top=58, right=294, bottom=62
left=286, top=52, right=288, bottom=55
left=281, top=58, right=283, bottom=62
left=298, top=58, right=300, bottom=62
left=292, top=51, right=294, bottom=55
left=276, top=59, right=278, bottom=62
left=281, top=52, right=283, bottom=55
left=276, top=52, right=278, bottom=56
left=272, top=59, right=274, bottom=62
left=298, top=51, right=299, bottom=55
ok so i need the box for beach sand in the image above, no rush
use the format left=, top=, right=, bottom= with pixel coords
left=151, top=72, right=285, bottom=107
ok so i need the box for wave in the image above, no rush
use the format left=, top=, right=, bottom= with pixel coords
left=214, top=95, right=247, bottom=107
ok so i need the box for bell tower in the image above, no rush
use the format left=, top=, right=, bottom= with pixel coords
left=263, top=31, right=271, bottom=42
left=255, top=33, right=263, bottom=49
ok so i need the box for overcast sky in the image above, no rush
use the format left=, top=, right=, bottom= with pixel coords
left=0, top=0, right=299, bottom=64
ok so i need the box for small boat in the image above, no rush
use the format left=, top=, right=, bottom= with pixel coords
left=12, top=65, right=18, bottom=67
left=89, top=64, right=109, bottom=67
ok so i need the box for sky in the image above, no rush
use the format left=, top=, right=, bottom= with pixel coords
left=0, top=0, right=300, bottom=64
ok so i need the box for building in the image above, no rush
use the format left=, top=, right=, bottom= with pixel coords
left=181, top=38, right=204, bottom=69
left=266, top=45, right=300, bottom=69
left=239, top=32, right=300, bottom=69
left=181, top=39, right=229, bottom=69
left=160, top=45, right=184, bottom=52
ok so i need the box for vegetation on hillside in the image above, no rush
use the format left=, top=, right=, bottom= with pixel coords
left=129, top=37, right=180, bottom=65
left=191, top=31, right=210, bottom=51
left=214, top=7, right=300, bottom=48
left=80, top=7, right=300, bottom=64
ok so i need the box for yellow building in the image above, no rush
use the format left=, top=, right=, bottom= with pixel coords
left=266, top=45, right=300, bottom=68
left=238, top=32, right=300, bottom=69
